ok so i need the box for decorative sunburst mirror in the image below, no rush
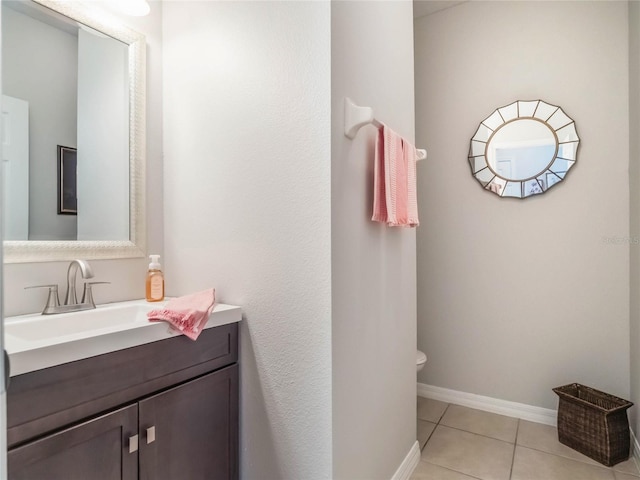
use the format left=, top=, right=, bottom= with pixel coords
left=469, top=100, right=579, bottom=198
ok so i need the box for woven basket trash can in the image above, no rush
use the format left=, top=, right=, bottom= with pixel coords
left=553, top=383, right=633, bottom=467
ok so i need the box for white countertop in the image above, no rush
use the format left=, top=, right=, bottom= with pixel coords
left=5, top=299, right=242, bottom=376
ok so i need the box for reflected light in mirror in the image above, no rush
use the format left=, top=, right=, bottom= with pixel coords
left=486, top=119, right=557, bottom=181
left=111, top=0, right=150, bottom=17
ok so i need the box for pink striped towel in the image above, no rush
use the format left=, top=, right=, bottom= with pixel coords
left=372, top=124, right=419, bottom=227
left=147, top=288, right=216, bottom=341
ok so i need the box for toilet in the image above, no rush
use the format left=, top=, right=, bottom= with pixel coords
left=416, top=350, right=427, bottom=372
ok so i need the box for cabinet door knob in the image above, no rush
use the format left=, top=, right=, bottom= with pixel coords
left=129, top=434, right=139, bottom=453
left=146, top=426, right=156, bottom=444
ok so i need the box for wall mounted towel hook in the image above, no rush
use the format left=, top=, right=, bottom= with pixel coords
left=343, top=97, right=427, bottom=160
left=344, top=97, right=375, bottom=139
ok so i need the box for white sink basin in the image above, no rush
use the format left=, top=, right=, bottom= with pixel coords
left=5, top=299, right=242, bottom=376
left=6, top=303, right=153, bottom=342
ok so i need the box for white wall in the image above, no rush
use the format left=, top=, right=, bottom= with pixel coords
left=2, top=95, right=29, bottom=240
left=629, top=0, right=640, bottom=436
left=162, top=2, right=331, bottom=478
left=332, top=2, right=417, bottom=479
left=415, top=1, right=630, bottom=410
left=3, top=1, right=164, bottom=316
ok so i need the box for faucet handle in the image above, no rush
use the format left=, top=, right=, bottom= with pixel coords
left=25, top=285, right=61, bottom=314
left=81, top=282, right=110, bottom=307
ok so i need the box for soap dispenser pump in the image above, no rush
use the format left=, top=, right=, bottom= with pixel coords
left=146, top=254, right=164, bottom=302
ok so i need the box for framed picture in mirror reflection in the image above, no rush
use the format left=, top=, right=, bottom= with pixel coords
left=57, top=145, right=77, bottom=215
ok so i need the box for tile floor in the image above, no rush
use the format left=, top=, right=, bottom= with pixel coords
left=413, top=396, right=640, bottom=480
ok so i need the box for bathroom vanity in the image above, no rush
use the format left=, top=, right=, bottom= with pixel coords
left=5, top=301, right=240, bottom=480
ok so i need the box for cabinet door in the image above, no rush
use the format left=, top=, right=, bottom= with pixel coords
left=8, top=403, right=138, bottom=480
left=139, top=364, right=238, bottom=480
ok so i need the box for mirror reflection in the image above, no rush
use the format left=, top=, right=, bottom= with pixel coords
left=2, top=0, right=129, bottom=241
left=468, top=100, right=579, bottom=199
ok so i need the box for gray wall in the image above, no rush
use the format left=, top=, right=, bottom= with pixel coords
left=2, top=5, right=77, bottom=241
left=162, top=2, right=332, bottom=478
left=415, top=1, right=630, bottom=410
left=332, top=1, right=418, bottom=478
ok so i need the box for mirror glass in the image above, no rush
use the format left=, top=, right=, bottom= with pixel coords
left=1, top=0, right=146, bottom=262
left=468, top=100, right=579, bottom=199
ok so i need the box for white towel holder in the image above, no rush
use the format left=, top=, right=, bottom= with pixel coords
left=344, top=97, right=427, bottom=161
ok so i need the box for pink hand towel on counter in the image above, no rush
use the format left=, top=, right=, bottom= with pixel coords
left=147, top=288, right=216, bottom=341
left=372, top=124, right=419, bottom=227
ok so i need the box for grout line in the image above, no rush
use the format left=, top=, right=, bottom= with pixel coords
left=422, top=461, right=484, bottom=480
left=417, top=419, right=438, bottom=452
left=516, top=444, right=614, bottom=472
left=424, top=423, right=437, bottom=447
left=438, top=403, right=450, bottom=424
left=434, top=423, right=517, bottom=446
left=509, top=420, right=520, bottom=480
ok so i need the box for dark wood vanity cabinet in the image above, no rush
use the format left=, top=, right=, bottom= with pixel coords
left=138, top=366, right=238, bottom=480
left=8, top=403, right=139, bottom=480
left=7, top=323, right=239, bottom=480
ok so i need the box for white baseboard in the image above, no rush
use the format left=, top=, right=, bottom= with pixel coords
left=417, top=382, right=557, bottom=426
left=632, top=430, right=640, bottom=469
left=390, top=440, right=420, bottom=480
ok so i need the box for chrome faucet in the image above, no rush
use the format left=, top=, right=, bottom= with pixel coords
left=65, top=259, right=94, bottom=305
left=26, top=260, right=109, bottom=315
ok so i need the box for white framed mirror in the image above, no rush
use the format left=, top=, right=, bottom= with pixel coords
left=469, top=100, right=579, bottom=198
left=2, top=0, right=146, bottom=263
